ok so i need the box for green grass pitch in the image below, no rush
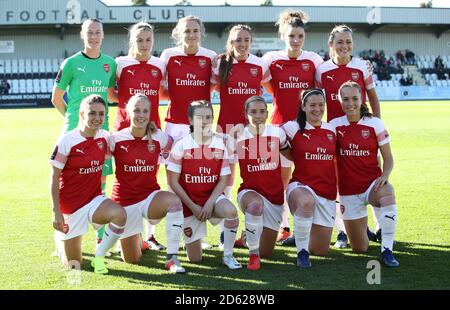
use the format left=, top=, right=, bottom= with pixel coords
left=0, top=101, right=449, bottom=289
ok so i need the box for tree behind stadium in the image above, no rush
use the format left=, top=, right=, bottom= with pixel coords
left=132, top=0, right=148, bottom=6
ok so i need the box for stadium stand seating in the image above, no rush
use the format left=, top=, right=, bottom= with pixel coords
left=0, top=58, right=63, bottom=95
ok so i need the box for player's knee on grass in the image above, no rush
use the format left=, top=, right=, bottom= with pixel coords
left=351, top=242, right=369, bottom=254
left=186, top=240, right=203, bottom=263
left=259, top=228, right=278, bottom=258
left=122, top=252, right=142, bottom=264
left=309, top=244, right=329, bottom=257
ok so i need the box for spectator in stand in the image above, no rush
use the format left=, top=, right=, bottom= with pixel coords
left=400, top=75, right=413, bottom=86
left=407, top=76, right=413, bottom=85
left=405, top=49, right=415, bottom=65
left=435, top=56, right=444, bottom=71
left=396, top=50, right=405, bottom=65
left=0, top=79, right=10, bottom=95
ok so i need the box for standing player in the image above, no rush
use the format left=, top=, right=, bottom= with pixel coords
left=213, top=24, right=269, bottom=135
left=229, top=96, right=288, bottom=270
left=160, top=16, right=217, bottom=250
left=115, top=22, right=165, bottom=131
left=167, top=101, right=242, bottom=269
left=330, top=81, right=399, bottom=267
left=262, top=11, right=324, bottom=244
left=50, top=95, right=126, bottom=274
left=315, top=25, right=381, bottom=248
left=115, top=22, right=167, bottom=251
left=110, top=94, right=185, bottom=273
left=212, top=24, right=269, bottom=246
left=51, top=18, right=117, bottom=246
left=212, top=24, right=269, bottom=205
left=160, top=15, right=217, bottom=143
left=281, top=89, right=337, bottom=267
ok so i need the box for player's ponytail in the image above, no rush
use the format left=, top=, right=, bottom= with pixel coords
left=276, top=10, right=309, bottom=37
left=360, top=103, right=372, bottom=119
left=219, top=25, right=252, bottom=85
left=338, top=81, right=372, bottom=119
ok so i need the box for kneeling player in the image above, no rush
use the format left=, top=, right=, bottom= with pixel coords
left=110, top=94, right=185, bottom=273
left=50, top=95, right=126, bottom=274
left=282, top=89, right=338, bottom=268
left=167, top=100, right=242, bottom=269
left=228, top=96, right=289, bottom=270
left=330, top=81, right=399, bottom=267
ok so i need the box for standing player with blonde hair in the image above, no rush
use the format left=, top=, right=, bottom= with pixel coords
left=115, top=22, right=167, bottom=251
left=262, top=11, right=324, bottom=245
left=160, top=16, right=217, bottom=250
left=160, top=15, right=217, bottom=143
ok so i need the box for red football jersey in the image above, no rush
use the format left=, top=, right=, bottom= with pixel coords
left=315, top=57, right=374, bottom=122
left=262, top=50, right=323, bottom=125
left=49, top=129, right=110, bottom=214
left=160, top=46, right=216, bottom=125
left=110, top=128, right=173, bottom=207
left=330, top=116, right=390, bottom=195
left=231, top=125, right=288, bottom=205
left=282, top=121, right=337, bottom=200
left=115, top=56, right=165, bottom=131
left=167, top=134, right=231, bottom=217
left=212, top=54, right=269, bottom=133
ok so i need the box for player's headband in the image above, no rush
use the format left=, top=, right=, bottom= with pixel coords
left=301, top=88, right=325, bottom=104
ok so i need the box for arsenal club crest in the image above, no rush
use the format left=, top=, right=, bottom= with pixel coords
left=250, top=68, right=258, bottom=77
left=198, top=59, right=207, bottom=68
left=301, top=62, right=310, bottom=71
left=103, top=64, right=110, bottom=73
left=361, top=129, right=370, bottom=139
left=151, top=69, right=158, bottom=78
left=97, top=140, right=104, bottom=150
left=340, top=205, right=345, bottom=215
left=351, top=72, right=359, bottom=81
left=327, top=133, right=334, bottom=142
left=147, top=143, right=156, bottom=153
left=184, top=227, right=193, bottom=237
